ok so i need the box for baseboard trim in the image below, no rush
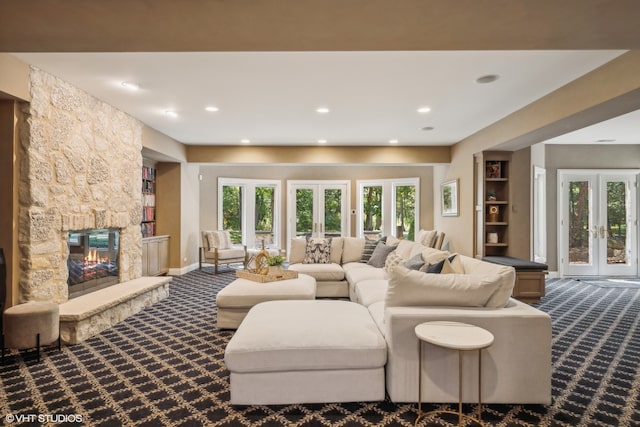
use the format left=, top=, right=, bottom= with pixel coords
left=169, top=263, right=199, bottom=276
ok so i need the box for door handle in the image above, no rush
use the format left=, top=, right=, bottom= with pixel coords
left=600, top=225, right=607, bottom=239
left=592, top=226, right=599, bottom=239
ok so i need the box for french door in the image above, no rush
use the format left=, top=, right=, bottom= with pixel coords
left=559, top=170, right=638, bottom=276
left=287, top=181, right=349, bottom=244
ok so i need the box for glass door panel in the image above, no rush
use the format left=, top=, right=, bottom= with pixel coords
left=255, top=186, right=276, bottom=247
left=221, top=184, right=243, bottom=244
left=567, top=180, right=593, bottom=268
left=323, top=188, right=343, bottom=237
left=394, top=184, right=416, bottom=240
left=599, top=176, right=636, bottom=276
left=362, top=185, right=383, bottom=240
left=295, top=188, right=315, bottom=237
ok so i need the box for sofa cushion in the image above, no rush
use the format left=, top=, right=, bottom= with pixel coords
left=459, top=256, right=516, bottom=307
left=289, top=238, right=307, bottom=264
left=342, top=237, right=365, bottom=264
left=330, top=237, right=344, bottom=264
left=288, top=262, right=345, bottom=281
left=420, top=247, right=450, bottom=265
left=416, top=229, right=438, bottom=247
left=345, top=264, right=386, bottom=284
left=395, top=240, right=417, bottom=259
left=355, top=279, right=388, bottom=307
left=385, top=265, right=502, bottom=307
left=304, top=237, right=332, bottom=264
left=205, top=247, right=246, bottom=260
left=367, top=242, right=396, bottom=268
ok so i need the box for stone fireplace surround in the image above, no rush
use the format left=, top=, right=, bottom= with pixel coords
left=16, top=67, right=170, bottom=343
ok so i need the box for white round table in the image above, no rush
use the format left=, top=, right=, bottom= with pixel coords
left=414, top=321, right=494, bottom=426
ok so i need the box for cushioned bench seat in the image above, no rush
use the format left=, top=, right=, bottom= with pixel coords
left=224, top=300, right=387, bottom=405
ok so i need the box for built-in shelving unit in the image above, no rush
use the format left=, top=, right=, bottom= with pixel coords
left=141, top=165, right=156, bottom=238
left=483, top=154, right=510, bottom=256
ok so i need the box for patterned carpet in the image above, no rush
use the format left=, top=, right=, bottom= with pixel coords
left=1, top=271, right=639, bottom=426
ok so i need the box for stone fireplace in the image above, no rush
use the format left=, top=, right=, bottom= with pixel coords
left=18, top=67, right=144, bottom=304
left=67, top=228, right=120, bottom=298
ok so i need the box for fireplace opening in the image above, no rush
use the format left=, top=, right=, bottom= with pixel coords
left=67, top=228, right=120, bottom=298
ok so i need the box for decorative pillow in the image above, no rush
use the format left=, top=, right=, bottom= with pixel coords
left=219, top=230, right=232, bottom=249
left=303, top=237, right=332, bottom=264
left=289, top=238, right=307, bottom=264
left=423, top=254, right=458, bottom=274
left=441, top=255, right=465, bottom=274
left=416, top=229, right=438, bottom=247
left=367, top=242, right=396, bottom=268
left=385, top=265, right=502, bottom=308
left=404, top=253, right=425, bottom=270
left=203, top=231, right=216, bottom=249
left=342, top=237, right=366, bottom=263
left=360, top=239, right=380, bottom=263
left=384, top=250, right=405, bottom=272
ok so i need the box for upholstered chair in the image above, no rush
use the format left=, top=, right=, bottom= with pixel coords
left=199, top=230, right=248, bottom=273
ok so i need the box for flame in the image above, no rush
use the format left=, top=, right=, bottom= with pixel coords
left=85, top=250, right=109, bottom=263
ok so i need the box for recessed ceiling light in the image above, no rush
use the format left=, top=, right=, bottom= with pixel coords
left=389, top=139, right=399, bottom=144
left=422, top=126, right=435, bottom=131
left=241, top=139, right=251, bottom=144
left=164, top=110, right=178, bottom=118
left=476, top=74, right=500, bottom=84
left=318, top=139, right=327, bottom=144
left=596, top=139, right=616, bottom=143
left=205, top=106, right=219, bottom=112
left=121, top=81, right=140, bottom=91
left=316, top=107, right=330, bottom=114
left=417, top=107, right=431, bottom=114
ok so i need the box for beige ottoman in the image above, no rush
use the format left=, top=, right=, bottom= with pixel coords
left=216, top=274, right=316, bottom=329
left=2, top=302, right=61, bottom=363
left=224, top=300, right=387, bottom=405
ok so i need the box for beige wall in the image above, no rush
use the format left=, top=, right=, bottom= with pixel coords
left=199, top=164, right=435, bottom=247
left=509, top=147, right=532, bottom=259
left=443, top=52, right=640, bottom=257
left=181, top=163, right=200, bottom=269
left=0, top=53, right=30, bottom=101
left=544, top=144, right=640, bottom=271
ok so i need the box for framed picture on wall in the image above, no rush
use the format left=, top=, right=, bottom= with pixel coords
left=441, top=179, right=459, bottom=217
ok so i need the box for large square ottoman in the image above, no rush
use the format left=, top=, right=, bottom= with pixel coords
left=224, top=300, right=387, bottom=405
left=216, top=274, right=316, bottom=329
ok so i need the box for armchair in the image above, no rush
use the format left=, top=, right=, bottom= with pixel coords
left=199, top=231, right=248, bottom=273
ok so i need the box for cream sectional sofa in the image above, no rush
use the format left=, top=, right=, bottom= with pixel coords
left=235, top=236, right=552, bottom=405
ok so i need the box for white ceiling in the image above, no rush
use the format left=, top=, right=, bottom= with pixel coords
left=543, top=108, right=640, bottom=145
left=12, top=50, right=634, bottom=146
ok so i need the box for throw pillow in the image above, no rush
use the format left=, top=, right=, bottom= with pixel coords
left=423, top=254, right=458, bottom=274
left=441, top=254, right=465, bottom=274
left=203, top=231, right=216, bottom=249
left=416, top=229, right=438, bottom=247
left=303, top=237, right=332, bottom=264
left=385, top=265, right=501, bottom=308
left=219, top=230, right=232, bottom=249
left=360, top=239, right=380, bottom=263
left=384, top=250, right=405, bottom=272
left=367, top=241, right=396, bottom=268
left=404, top=253, right=425, bottom=270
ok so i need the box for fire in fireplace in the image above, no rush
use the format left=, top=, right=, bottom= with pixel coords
left=67, top=228, right=120, bottom=298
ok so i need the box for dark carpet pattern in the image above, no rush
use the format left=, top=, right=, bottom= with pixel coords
left=1, top=272, right=639, bottom=426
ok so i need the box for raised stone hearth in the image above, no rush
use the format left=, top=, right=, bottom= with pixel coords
left=59, top=276, right=171, bottom=344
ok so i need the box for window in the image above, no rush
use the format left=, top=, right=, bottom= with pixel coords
left=218, top=178, right=281, bottom=248
left=357, top=178, right=419, bottom=239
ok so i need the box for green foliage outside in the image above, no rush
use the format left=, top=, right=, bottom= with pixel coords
left=395, top=185, right=416, bottom=240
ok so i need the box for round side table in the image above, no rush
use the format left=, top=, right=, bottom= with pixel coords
left=414, top=321, right=494, bottom=426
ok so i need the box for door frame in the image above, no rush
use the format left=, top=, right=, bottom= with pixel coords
left=557, top=169, right=639, bottom=277
left=286, top=180, right=350, bottom=253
